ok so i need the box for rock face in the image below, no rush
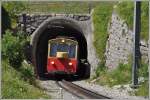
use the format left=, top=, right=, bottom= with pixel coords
left=140, top=40, right=149, bottom=63
left=105, top=11, right=149, bottom=69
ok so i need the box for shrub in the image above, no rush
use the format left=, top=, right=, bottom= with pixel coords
left=2, top=1, right=27, bottom=28
left=2, top=30, right=26, bottom=68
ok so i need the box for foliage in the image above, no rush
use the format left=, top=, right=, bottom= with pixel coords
left=135, top=81, right=149, bottom=96
left=93, top=3, right=114, bottom=66
left=136, top=61, right=149, bottom=96
left=139, top=62, right=149, bottom=78
left=116, top=1, right=149, bottom=41
left=2, top=6, right=11, bottom=34
left=2, top=60, right=49, bottom=99
left=95, top=64, right=107, bottom=78
left=94, top=54, right=148, bottom=96
left=2, top=1, right=27, bottom=28
left=95, top=63, right=132, bottom=87
left=2, top=30, right=27, bottom=68
left=2, top=1, right=27, bottom=17
left=140, top=2, right=149, bottom=41
left=116, top=2, right=134, bottom=29
left=19, top=62, right=36, bottom=85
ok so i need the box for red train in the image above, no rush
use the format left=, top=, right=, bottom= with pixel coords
left=47, top=37, right=78, bottom=74
left=45, top=37, right=90, bottom=81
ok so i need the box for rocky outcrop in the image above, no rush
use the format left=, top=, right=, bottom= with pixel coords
left=105, top=10, right=149, bottom=69
left=105, top=11, right=133, bottom=69
left=140, top=40, right=149, bottom=63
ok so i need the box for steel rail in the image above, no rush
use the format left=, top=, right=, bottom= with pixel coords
left=56, top=80, right=111, bottom=99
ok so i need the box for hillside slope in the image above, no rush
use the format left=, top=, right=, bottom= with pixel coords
left=2, top=60, right=50, bottom=99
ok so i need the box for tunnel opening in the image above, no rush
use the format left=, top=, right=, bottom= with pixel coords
left=31, top=17, right=89, bottom=80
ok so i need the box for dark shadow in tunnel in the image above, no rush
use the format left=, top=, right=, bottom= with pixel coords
left=31, top=17, right=89, bottom=81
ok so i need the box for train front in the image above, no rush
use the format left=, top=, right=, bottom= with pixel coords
left=47, top=37, right=78, bottom=76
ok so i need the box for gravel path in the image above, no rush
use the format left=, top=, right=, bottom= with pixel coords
left=38, top=80, right=78, bottom=99
left=73, top=80, right=148, bottom=100
left=37, top=80, right=148, bottom=99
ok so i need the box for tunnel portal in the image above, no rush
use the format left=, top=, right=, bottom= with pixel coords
left=30, top=17, right=88, bottom=80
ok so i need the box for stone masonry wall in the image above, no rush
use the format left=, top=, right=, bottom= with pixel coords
left=17, top=13, right=90, bottom=35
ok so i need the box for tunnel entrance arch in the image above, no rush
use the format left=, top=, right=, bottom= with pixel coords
left=30, top=17, right=89, bottom=80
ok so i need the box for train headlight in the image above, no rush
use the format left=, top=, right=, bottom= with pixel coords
left=51, top=61, right=55, bottom=65
left=61, top=39, right=65, bottom=42
left=68, top=62, right=73, bottom=66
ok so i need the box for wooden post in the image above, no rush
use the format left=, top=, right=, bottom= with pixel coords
left=131, top=1, right=141, bottom=88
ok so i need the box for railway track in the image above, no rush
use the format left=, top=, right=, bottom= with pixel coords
left=56, top=80, right=111, bottom=99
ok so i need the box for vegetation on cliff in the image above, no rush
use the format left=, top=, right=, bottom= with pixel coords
left=116, top=1, right=149, bottom=41
left=93, top=3, right=114, bottom=67
left=92, top=1, right=149, bottom=96
left=2, top=59, right=49, bottom=99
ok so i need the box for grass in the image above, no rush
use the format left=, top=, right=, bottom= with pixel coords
left=93, top=61, right=148, bottom=96
left=2, top=60, right=50, bottom=99
left=135, top=81, right=149, bottom=96
left=92, top=3, right=114, bottom=65
left=27, top=1, right=90, bottom=14
left=95, top=63, right=132, bottom=87
left=139, top=62, right=149, bottom=78
left=116, top=1, right=149, bottom=41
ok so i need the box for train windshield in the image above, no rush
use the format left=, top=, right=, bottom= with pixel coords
left=50, top=43, right=76, bottom=58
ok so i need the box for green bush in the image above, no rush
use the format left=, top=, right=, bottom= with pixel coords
left=2, top=30, right=26, bottom=68
left=2, top=1, right=27, bottom=28
left=2, top=1, right=27, bottom=16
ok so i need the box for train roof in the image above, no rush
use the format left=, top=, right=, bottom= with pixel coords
left=48, top=37, right=78, bottom=44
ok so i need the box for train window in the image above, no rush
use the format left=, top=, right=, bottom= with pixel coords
left=57, top=44, right=69, bottom=52
left=49, top=39, right=77, bottom=58
left=68, top=44, right=76, bottom=58
left=50, top=43, right=57, bottom=57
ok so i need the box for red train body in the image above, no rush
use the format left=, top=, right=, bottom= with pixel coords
left=47, top=37, right=78, bottom=75
left=47, top=58, right=77, bottom=73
